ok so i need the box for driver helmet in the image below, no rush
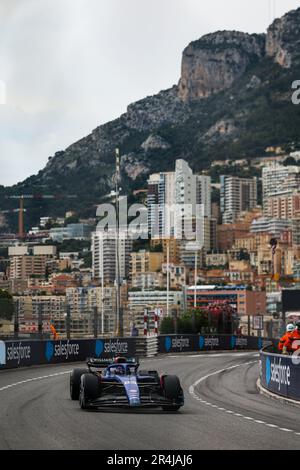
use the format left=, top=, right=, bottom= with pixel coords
left=116, top=365, right=125, bottom=375
left=286, top=323, right=295, bottom=332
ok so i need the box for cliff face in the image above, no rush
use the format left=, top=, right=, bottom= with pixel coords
left=266, top=8, right=300, bottom=68
left=2, top=7, right=300, bottom=229
left=178, top=31, right=265, bottom=101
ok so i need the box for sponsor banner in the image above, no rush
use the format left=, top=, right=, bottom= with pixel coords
left=159, top=335, right=264, bottom=354
left=260, top=351, right=300, bottom=401
left=93, top=338, right=136, bottom=359
left=0, top=337, right=138, bottom=370
left=0, top=340, right=6, bottom=365
left=45, top=340, right=82, bottom=364
left=229, top=335, right=263, bottom=350
left=0, top=336, right=265, bottom=369
left=159, top=335, right=199, bottom=354
left=1, top=341, right=35, bottom=369
left=199, top=335, right=229, bottom=351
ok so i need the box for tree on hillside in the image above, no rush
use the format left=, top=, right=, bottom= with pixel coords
left=0, top=290, right=14, bottom=321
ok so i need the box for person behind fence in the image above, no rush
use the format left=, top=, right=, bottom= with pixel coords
left=282, top=321, right=300, bottom=354
left=278, top=323, right=295, bottom=354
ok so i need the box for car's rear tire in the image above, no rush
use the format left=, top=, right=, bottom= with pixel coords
left=70, top=368, right=88, bottom=400
left=79, top=373, right=101, bottom=410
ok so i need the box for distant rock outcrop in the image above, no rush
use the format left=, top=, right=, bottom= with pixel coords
left=266, top=8, right=300, bottom=68
left=141, top=134, right=171, bottom=152
left=178, top=31, right=265, bottom=101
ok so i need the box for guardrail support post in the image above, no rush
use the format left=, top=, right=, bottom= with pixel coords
left=66, top=304, right=71, bottom=340
left=14, top=300, right=19, bottom=339
left=93, top=306, right=98, bottom=339
left=38, top=303, right=43, bottom=339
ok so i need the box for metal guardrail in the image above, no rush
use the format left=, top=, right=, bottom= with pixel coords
left=158, top=334, right=268, bottom=354
left=0, top=334, right=270, bottom=371
left=146, top=336, right=158, bottom=357
left=0, top=337, right=142, bottom=370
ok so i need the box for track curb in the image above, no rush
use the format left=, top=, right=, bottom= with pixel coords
left=256, top=378, right=300, bottom=408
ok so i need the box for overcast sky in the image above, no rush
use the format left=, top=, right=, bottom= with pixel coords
left=0, top=0, right=300, bottom=186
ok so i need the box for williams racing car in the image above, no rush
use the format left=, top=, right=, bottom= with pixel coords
left=70, top=356, right=184, bottom=411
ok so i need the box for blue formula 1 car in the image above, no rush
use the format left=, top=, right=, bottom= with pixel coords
left=70, top=356, right=184, bottom=411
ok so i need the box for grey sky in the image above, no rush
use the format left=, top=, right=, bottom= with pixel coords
left=0, top=0, right=299, bottom=186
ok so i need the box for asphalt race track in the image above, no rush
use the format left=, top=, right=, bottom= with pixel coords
left=0, top=352, right=299, bottom=450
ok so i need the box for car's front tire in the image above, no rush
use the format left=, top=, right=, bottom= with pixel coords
left=161, top=375, right=183, bottom=412
left=70, top=368, right=89, bottom=400
left=79, top=373, right=101, bottom=410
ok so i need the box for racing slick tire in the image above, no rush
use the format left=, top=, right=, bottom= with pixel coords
left=161, top=375, right=183, bottom=412
left=70, top=368, right=89, bottom=400
left=79, top=373, right=101, bottom=410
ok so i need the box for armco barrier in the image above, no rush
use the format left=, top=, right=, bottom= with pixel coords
left=146, top=336, right=159, bottom=357
left=159, top=334, right=268, bottom=354
left=0, top=335, right=270, bottom=371
left=260, top=348, right=300, bottom=402
left=0, top=337, right=139, bottom=370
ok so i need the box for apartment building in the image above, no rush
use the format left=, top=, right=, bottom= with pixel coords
left=92, top=230, right=133, bottom=284
left=250, top=218, right=291, bottom=237
left=266, top=193, right=300, bottom=219
left=262, top=164, right=300, bottom=213
left=150, top=237, right=180, bottom=264
left=220, top=176, right=257, bottom=223
left=186, top=285, right=266, bottom=317
left=147, top=159, right=211, bottom=240
left=130, top=250, right=164, bottom=276
left=14, top=295, right=66, bottom=322
left=161, top=263, right=186, bottom=289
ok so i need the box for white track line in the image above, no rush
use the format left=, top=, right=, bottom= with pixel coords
left=0, top=370, right=71, bottom=392
left=169, top=353, right=259, bottom=359
left=189, top=360, right=300, bottom=437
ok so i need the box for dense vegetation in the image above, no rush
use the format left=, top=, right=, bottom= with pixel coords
left=0, top=290, right=14, bottom=321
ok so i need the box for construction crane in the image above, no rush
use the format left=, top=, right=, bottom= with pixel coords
left=4, top=194, right=77, bottom=239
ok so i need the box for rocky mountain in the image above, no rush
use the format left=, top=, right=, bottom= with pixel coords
left=1, top=7, right=300, bottom=229
left=178, top=31, right=266, bottom=100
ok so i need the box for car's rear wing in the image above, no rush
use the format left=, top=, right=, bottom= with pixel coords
left=86, top=356, right=140, bottom=368
left=86, top=357, right=112, bottom=368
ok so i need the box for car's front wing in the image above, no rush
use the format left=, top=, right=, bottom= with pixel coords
left=85, top=394, right=184, bottom=408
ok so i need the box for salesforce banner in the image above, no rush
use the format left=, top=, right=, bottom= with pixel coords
left=0, top=337, right=138, bottom=370
left=159, top=335, right=198, bottom=354
left=159, top=335, right=265, bottom=354
left=260, top=351, right=300, bottom=401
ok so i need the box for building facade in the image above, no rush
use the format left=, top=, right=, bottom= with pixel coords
left=220, top=176, right=257, bottom=224
left=92, top=230, right=133, bottom=284
left=186, top=286, right=266, bottom=317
